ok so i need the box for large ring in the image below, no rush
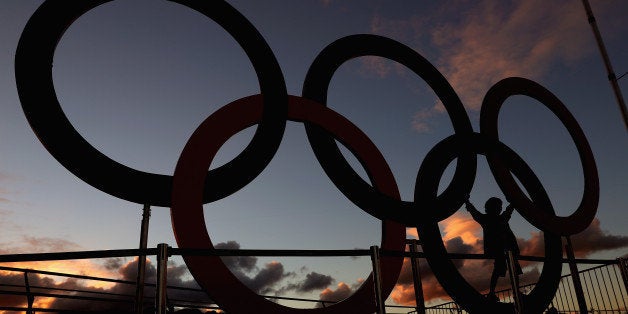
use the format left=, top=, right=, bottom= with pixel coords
left=170, top=94, right=405, bottom=313
left=417, top=133, right=562, bottom=313
left=15, top=0, right=288, bottom=207
left=303, top=34, right=476, bottom=224
left=481, top=77, right=599, bottom=235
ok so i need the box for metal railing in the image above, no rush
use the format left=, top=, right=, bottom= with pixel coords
left=1, top=246, right=627, bottom=313
left=409, top=260, right=628, bottom=314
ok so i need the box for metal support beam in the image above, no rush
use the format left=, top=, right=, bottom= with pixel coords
left=408, top=240, right=426, bottom=314
left=370, top=245, right=386, bottom=314
left=135, top=204, right=151, bottom=314
left=581, top=0, right=628, bottom=131
left=618, top=258, right=628, bottom=293
left=24, top=271, right=34, bottom=314
left=155, top=243, right=169, bottom=314
left=506, top=250, right=522, bottom=313
left=566, top=236, right=589, bottom=314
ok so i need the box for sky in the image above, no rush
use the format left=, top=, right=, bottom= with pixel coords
left=1, top=0, right=628, bottom=312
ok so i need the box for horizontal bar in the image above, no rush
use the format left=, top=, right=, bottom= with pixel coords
left=0, top=290, right=132, bottom=303
left=0, top=248, right=154, bottom=262
left=173, top=248, right=370, bottom=257
left=0, top=247, right=618, bottom=265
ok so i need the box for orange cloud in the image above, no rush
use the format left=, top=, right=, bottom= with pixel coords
left=390, top=216, right=628, bottom=307
left=0, top=236, right=119, bottom=288
left=440, top=212, right=481, bottom=245
left=407, top=212, right=481, bottom=245
left=319, top=282, right=353, bottom=303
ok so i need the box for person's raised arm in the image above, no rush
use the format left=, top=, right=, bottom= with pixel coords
left=464, top=195, right=483, bottom=222
left=503, top=202, right=516, bottom=220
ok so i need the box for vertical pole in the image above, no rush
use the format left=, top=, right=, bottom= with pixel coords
left=566, top=236, right=589, bottom=314
left=408, top=240, right=426, bottom=314
left=370, top=245, right=386, bottom=314
left=506, top=250, right=522, bottom=313
left=616, top=258, right=628, bottom=297
left=135, top=204, right=151, bottom=314
left=24, top=271, right=34, bottom=314
left=581, top=0, right=628, bottom=131
left=155, top=243, right=169, bottom=314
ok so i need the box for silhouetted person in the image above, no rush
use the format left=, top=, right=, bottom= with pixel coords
left=464, top=195, right=523, bottom=301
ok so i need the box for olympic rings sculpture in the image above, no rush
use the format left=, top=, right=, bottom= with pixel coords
left=16, top=1, right=599, bottom=313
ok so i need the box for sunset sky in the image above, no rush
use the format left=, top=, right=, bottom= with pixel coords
left=1, top=0, right=628, bottom=311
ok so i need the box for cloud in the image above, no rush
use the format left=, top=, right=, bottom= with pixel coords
left=214, top=241, right=294, bottom=295
left=440, top=212, right=482, bottom=245
left=43, top=257, right=205, bottom=312
left=0, top=239, right=345, bottom=312
left=430, top=0, right=594, bottom=110
left=213, top=241, right=341, bottom=297
left=319, top=282, right=352, bottom=303
left=298, top=272, right=334, bottom=293
left=390, top=215, right=628, bottom=306
left=411, top=107, right=442, bottom=133
left=0, top=236, right=117, bottom=286
left=519, top=218, right=628, bottom=257
left=2, top=221, right=625, bottom=311
left=239, top=260, right=288, bottom=295
left=280, top=271, right=335, bottom=294
left=214, top=241, right=257, bottom=272
left=366, top=0, right=618, bottom=131
left=317, top=279, right=365, bottom=306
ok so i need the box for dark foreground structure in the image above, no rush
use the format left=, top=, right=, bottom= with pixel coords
left=1, top=246, right=627, bottom=313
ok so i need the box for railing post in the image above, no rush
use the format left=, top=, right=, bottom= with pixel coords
left=617, top=258, right=628, bottom=295
left=407, top=239, right=426, bottom=314
left=155, top=243, right=169, bottom=314
left=370, top=246, right=386, bottom=314
left=24, top=271, right=34, bottom=314
left=506, top=250, right=522, bottom=313
left=565, top=236, right=589, bottom=314
left=135, top=204, right=151, bottom=314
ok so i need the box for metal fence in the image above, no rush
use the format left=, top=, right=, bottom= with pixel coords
left=0, top=246, right=627, bottom=313
left=413, top=260, right=628, bottom=314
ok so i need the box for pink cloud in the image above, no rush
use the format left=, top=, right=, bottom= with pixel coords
left=365, top=0, right=619, bottom=131
left=431, top=0, right=594, bottom=110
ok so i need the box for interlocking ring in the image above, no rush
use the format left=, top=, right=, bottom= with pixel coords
left=15, top=0, right=288, bottom=207
left=416, top=133, right=562, bottom=313
left=481, top=77, right=599, bottom=235
left=170, top=94, right=405, bottom=313
left=303, top=34, right=476, bottom=224
left=17, top=2, right=600, bottom=313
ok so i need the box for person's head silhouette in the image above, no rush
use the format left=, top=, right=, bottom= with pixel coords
left=484, top=197, right=502, bottom=216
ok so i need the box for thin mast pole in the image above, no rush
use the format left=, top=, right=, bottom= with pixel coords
left=581, top=0, right=628, bottom=131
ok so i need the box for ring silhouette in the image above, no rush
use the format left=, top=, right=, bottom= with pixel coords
left=16, top=0, right=288, bottom=207
left=171, top=94, right=405, bottom=314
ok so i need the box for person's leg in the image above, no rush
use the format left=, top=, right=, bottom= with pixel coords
left=490, top=267, right=499, bottom=295
left=488, top=255, right=506, bottom=302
